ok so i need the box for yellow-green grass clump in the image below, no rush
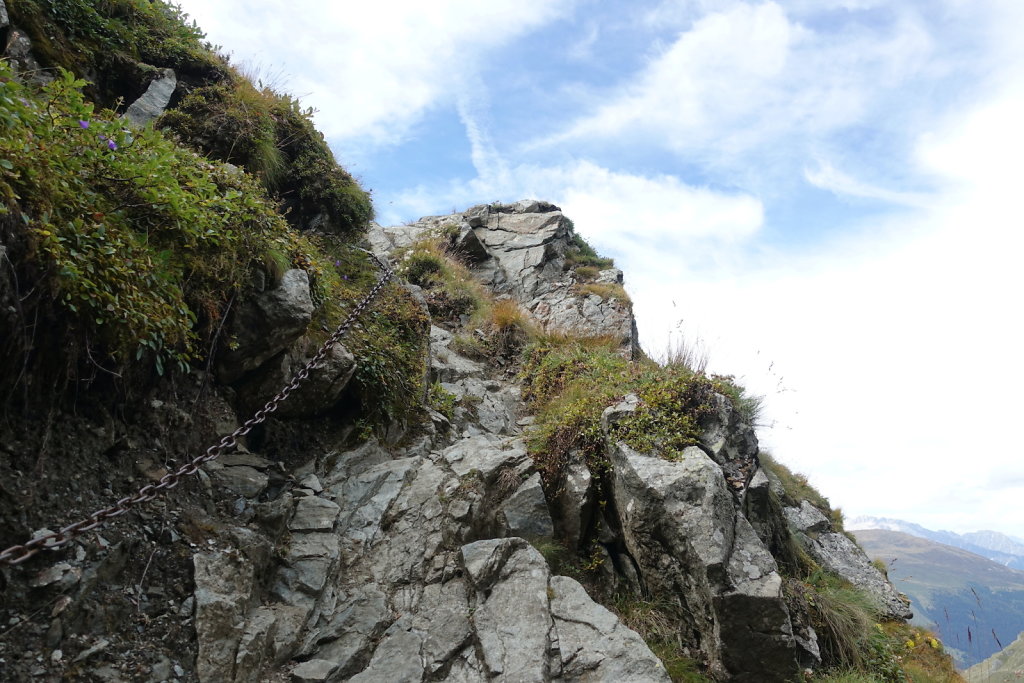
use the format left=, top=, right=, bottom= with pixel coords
left=521, top=335, right=755, bottom=483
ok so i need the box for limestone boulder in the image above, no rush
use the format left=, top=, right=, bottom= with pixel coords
left=783, top=500, right=911, bottom=619
left=218, top=269, right=315, bottom=383
left=124, top=68, right=177, bottom=127
left=609, top=442, right=802, bottom=680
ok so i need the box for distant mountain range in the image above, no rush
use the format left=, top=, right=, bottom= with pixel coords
left=848, top=516, right=1024, bottom=570
left=853, top=528, right=1024, bottom=668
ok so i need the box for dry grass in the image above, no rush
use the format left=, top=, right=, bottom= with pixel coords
left=576, top=282, right=632, bottom=303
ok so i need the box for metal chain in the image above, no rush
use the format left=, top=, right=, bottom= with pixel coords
left=0, top=250, right=395, bottom=567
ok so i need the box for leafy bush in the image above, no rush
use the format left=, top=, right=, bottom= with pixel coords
left=0, top=66, right=314, bottom=372
left=8, top=0, right=223, bottom=105
left=159, top=76, right=372, bottom=235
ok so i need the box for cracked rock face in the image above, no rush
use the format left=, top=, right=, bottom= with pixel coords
left=369, top=201, right=639, bottom=356
left=192, top=425, right=670, bottom=681
left=785, top=501, right=913, bottom=620
left=4, top=199, right=913, bottom=681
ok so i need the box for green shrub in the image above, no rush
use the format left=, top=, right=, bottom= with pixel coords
left=564, top=230, right=614, bottom=270
left=0, top=66, right=316, bottom=372
left=159, top=77, right=372, bottom=235
left=305, top=237, right=430, bottom=428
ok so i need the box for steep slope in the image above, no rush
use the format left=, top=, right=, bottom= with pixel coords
left=854, top=529, right=1024, bottom=666
left=965, top=631, right=1024, bottom=683
left=0, top=2, right=960, bottom=682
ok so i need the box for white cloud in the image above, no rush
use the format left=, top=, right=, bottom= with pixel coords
left=804, top=160, right=930, bottom=206
left=173, top=0, right=569, bottom=152
left=541, top=0, right=935, bottom=176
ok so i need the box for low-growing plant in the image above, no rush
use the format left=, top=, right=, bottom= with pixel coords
left=563, top=229, right=614, bottom=270
left=0, top=66, right=318, bottom=375
left=759, top=451, right=834, bottom=513
left=393, top=236, right=490, bottom=326
left=428, top=382, right=458, bottom=421
left=576, top=282, right=632, bottom=304
left=610, top=595, right=711, bottom=682
left=521, top=335, right=747, bottom=482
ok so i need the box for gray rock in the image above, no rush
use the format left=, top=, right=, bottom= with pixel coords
left=550, top=575, right=670, bottom=682
left=784, top=500, right=832, bottom=534
left=237, top=342, right=356, bottom=417
left=443, top=435, right=529, bottom=483
left=795, top=529, right=912, bottom=620
left=429, top=325, right=485, bottom=382
left=289, top=496, right=341, bottom=531
left=194, top=552, right=255, bottom=682
left=290, top=659, right=337, bottom=682
left=463, top=204, right=490, bottom=227
left=461, top=538, right=553, bottom=681
left=124, top=68, right=177, bottom=127
left=601, top=393, right=639, bottom=432
left=218, top=269, right=314, bottom=383
left=609, top=442, right=801, bottom=679
left=451, top=224, right=490, bottom=263
left=207, top=464, right=269, bottom=498
left=4, top=30, right=49, bottom=82
left=0, top=1, right=9, bottom=29
left=551, top=461, right=593, bottom=552
left=218, top=453, right=274, bottom=469
left=499, top=473, right=554, bottom=539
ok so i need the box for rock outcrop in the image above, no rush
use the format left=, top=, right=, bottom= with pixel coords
left=370, top=201, right=640, bottom=357
left=1, top=200, right=912, bottom=682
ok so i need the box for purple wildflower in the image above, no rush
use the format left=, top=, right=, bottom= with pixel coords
left=78, top=120, right=90, bottom=129
left=107, top=139, right=118, bottom=151
left=334, top=260, right=341, bottom=267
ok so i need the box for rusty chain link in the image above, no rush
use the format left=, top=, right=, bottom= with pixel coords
left=0, top=250, right=395, bottom=567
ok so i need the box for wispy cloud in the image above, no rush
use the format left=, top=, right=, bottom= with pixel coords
left=804, top=160, right=930, bottom=206
left=536, top=1, right=935, bottom=181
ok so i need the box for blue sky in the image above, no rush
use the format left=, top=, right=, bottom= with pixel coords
left=174, top=0, right=1024, bottom=538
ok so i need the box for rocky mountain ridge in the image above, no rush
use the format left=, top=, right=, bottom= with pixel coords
left=2, top=198, right=912, bottom=682
left=0, top=2, right=950, bottom=680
